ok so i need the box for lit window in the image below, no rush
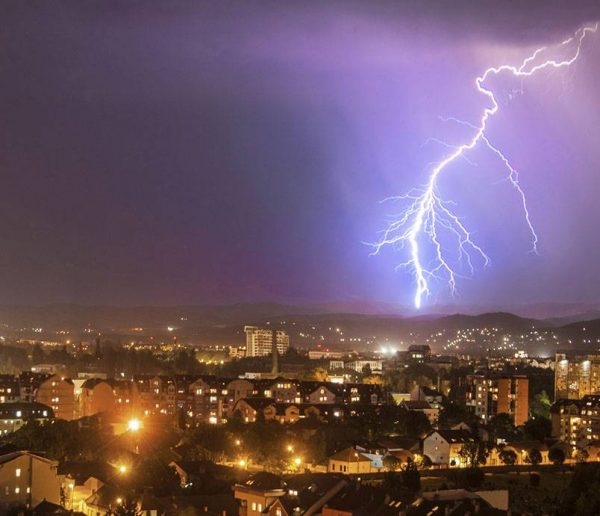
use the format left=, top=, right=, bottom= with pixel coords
left=15, top=469, right=21, bottom=477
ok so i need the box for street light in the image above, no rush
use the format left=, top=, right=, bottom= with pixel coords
left=118, top=465, right=127, bottom=474
left=294, top=457, right=302, bottom=466
left=127, top=418, right=141, bottom=432
left=238, top=459, right=247, bottom=469
left=287, top=445, right=294, bottom=453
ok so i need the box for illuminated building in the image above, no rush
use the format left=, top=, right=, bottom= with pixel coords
left=244, top=326, right=289, bottom=357
left=551, top=395, right=600, bottom=446
left=554, top=353, right=600, bottom=400
left=465, top=374, right=529, bottom=426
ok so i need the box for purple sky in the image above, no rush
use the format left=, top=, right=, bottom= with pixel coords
left=0, top=1, right=599, bottom=310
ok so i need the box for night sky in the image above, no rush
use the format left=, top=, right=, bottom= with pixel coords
left=0, top=1, right=599, bottom=310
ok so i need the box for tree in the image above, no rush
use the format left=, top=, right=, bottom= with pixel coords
left=549, top=447, right=566, bottom=465
left=107, top=498, right=141, bottom=516
left=499, top=449, right=517, bottom=466
left=459, top=441, right=489, bottom=468
left=575, top=448, right=589, bottom=463
left=489, top=413, right=516, bottom=441
left=401, top=460, right=421, bottom=492
left=526, top=448, right=542, bottom=466
left=531, top=390, right=552, bottom=419
left=31, top=343, right=45, bottom=365
left=383, top=454, right=401, bottom=472
left=521, top=416, right=552, bottom=442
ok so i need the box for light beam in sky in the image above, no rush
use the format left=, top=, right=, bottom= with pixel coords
left=371, top=23, right=598, bottom=309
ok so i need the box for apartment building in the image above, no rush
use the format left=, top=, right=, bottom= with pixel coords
left=244, top=326, right=289, bottom=357
left=554, top=353, right=600, bottom=400
left=465, top=374, right=529, bottom=426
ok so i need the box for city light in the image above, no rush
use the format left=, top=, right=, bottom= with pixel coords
left=118, top=465, right=127, bottom=474
left=127, top=418, right=141, bottom=432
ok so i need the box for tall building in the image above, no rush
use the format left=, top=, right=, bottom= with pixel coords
left=554, top=353, right=600, bottom=400
left=244, top=326, right=289, bottom=357
left=465, top=374, right=529, bottom=426
left=551, top=395, right=600, bottom=446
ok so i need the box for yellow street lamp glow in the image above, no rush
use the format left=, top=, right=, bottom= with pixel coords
left=127, top=418, right=141, bottom=432
left=293, top=457, right=302, bottom=466
left=235, top=439, right=241, bottom=446
left=287, top=445, right=294, bottom=453
left=116, top=497, right=123, bottom=505
left=238, top=459, right=246, bottom=468
left=119, top=465, right=127, bottom=474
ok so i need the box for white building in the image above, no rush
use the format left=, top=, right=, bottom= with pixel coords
left=244, top=326, right=289, bottom=357
left=0, top=451, right=62, bottom=510
left=422, top=430, right=474, bottom=467
left=346, top=359, right=382, bottom=374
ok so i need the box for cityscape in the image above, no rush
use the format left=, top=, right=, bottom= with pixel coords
left=1, top=1, right=600, bottom=516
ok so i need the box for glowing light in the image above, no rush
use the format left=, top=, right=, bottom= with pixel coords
left=371, top=24, right=598, bottom=308
left=293, top=457, right=302, bottom=466
left=118, top=465, right=128, bottom=474
left=127, top=418, right=141, bottom=432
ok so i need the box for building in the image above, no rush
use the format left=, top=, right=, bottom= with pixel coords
left=422, top=430, right=475, bottom=466
left=79, top=379, right=116, bottom=417
left=34, top=374, right=75, bottom=420
left=407, top=345, right=431, bottom=363
left=244, top=326, right=289, bottom=357
left=327, top=447, right=381, bottom=474
left=233, top=472, right=286, bottom=516
left=0, top=375, right=20, bottom=404
left=0, top=451, right=62, bottom=510
left=554, top=353, right=600, bottom=400
left=400, top=400, right=439, bottom=425
left=0, top=402, right=54, bottom=435
left=410, top=385, right=444, bottom=410
left=346, top=359, right=382, bottom=374
left=551, top=395, right=600, bottom=446
left=465, top=374, right=529, bottom=426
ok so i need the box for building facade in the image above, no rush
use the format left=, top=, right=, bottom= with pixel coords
left=555, top=353, right=600, bottom=400
left=244, top=326, right=289, bottom=357
left=465, top=374, right=529, bottom=426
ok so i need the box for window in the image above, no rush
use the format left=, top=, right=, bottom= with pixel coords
left=251, top=503, right=257, bottom=511
left=15, top=468, right=21, bottom=477
left=14, top=487, right=20, bottom=494
left=258, top=504, right=262, bottom=512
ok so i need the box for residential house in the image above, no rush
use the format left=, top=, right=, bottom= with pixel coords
left=327, top=447, right=381, bottom=474
left=233, top=472, right=286, bottom=516
left=422, top=430, right=475, bottom=467
left=0, top=451, right=62, bottom=510
left=0, top=402, right=53, bottom=435
left=34, top=374, right=75, bottom=420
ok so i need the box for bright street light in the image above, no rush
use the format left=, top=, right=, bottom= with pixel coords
left=127, top=418, right=141, bottom=432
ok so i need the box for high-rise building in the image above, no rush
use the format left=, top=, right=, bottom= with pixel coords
left=554, top=353, right=600, bottom=400
left=244, top=326, right=289, bottom=357
left=465, top=374, right=529, bottom=426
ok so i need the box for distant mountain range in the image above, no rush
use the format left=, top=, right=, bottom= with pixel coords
left=0, top=302, right=599, bottom=352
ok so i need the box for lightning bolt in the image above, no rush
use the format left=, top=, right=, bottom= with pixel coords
left=371, top=23, right=598, bottom=309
